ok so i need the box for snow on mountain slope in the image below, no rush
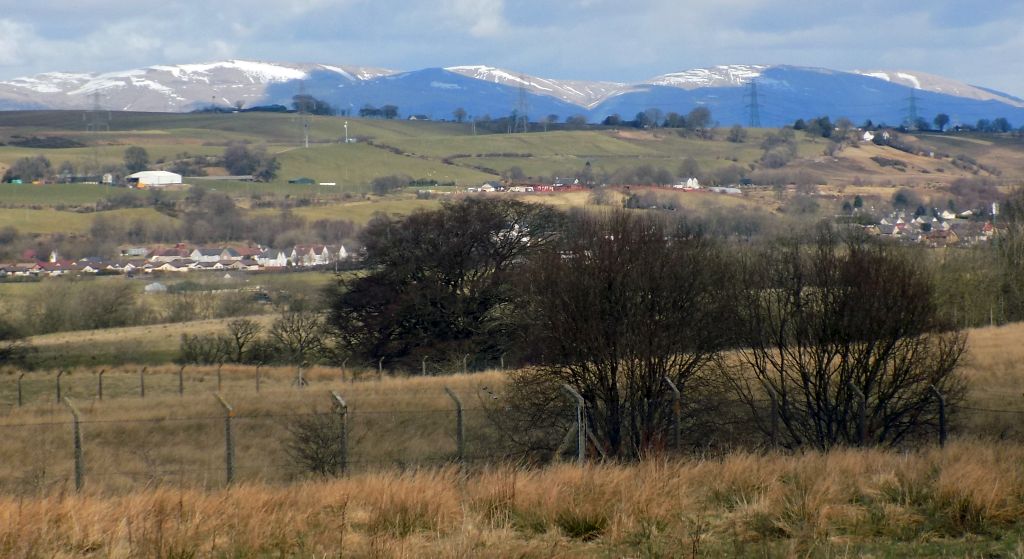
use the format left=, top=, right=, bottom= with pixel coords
left=445, top=65, right=631, bottom=108
left=647, top=65, right=768, bottom=89
left=853, top=69, right=1024, bottom=108
left=0, top=60, right=395, bottom=111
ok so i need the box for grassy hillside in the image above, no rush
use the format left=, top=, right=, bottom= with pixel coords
left=0, top=111, right=1019, bottom=237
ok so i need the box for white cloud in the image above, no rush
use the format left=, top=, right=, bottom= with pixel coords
left=0, top=19, right=30, bottom=66
left=443, top=0, right=507, bottom=37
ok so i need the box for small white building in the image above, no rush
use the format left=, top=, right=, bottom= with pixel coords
left=127, top=170, right=183, bottom=189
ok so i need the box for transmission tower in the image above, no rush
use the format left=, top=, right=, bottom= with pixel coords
left=297, top=81, right=310, bottom=148
left=904, top=90, right=921, bottom=128
left=743, top=80, right=762, bottom=128
left=512, top=75, right=529, bottom=133
left=84, top=92, right=110, bottom=132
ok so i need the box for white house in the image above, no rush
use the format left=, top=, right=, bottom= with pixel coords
left=190, top=248, right=241, bottom=263
left=257, top=249, right=289, bottom=268
left=290, top=244, right=348, bottom=267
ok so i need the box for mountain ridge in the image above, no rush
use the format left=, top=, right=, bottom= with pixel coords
left=1, top=60, right=1022, bottom=127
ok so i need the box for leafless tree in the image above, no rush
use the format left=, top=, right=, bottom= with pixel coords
left=502, top=210, right=734, bottom=459
left=226, top=318, right=262, bottom=363
left=269, top=302, right=326, bottom=364
left=730, top=225, right=967, bottom=450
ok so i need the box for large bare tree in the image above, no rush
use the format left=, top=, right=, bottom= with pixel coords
left=503, top=210, right=734, bottom=459
left=731, top=226, right=966, bottom=450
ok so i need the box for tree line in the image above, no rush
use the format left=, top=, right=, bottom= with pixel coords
left=317, top=197, right=978, bottom=457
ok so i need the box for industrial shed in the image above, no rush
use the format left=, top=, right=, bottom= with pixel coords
left=127, top=171, right=183, bottom=189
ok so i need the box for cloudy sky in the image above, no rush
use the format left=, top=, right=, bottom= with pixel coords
left=1, top=0, right=1022, bottom=94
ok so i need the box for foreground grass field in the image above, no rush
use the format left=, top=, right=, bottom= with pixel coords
left=2, top=442, right=1024, bottom=557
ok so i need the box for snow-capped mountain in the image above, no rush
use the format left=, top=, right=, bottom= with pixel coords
left=0, top=60, right=394, bottom=111
left=444, top=65, right=631, bottom=108
left=852, top=69, right=1024, bottom=108
left=647, top=64, right=768, bottom=90
left=0, top=60, right=1022, bottom=127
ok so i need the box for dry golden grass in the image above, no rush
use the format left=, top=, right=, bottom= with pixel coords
left=1, top=322, right=1024, bottom=555
left=2, top=442, right=1024, bottom=557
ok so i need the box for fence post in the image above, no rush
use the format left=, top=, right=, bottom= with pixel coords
left=341, top=357, right=350, bottom=383
left=139, top=366, right=147, bottom=398
left=444, top=386, right=465, bottom=463
left=217, top=363, right=223, bottom=393
left=848, top=384, right=867, bottom=446
left=63, top=397, right=84, bottom=492
left=769, top=391, right=779, bottom=449
left=422, top=356, right=428, bottom=376
left=562, top=384, right=586, bottom=465
left=97, top=369, right=105, bottom=401
left=16, top=372, right=24, bottom=407
left=255, top=364, right=262, bottom=393
left=56, top=369, right=64, bottom=404
left=378, top=357, right=384, bottom=380
left=930, top=385, right=947, bottom=447
left=293, top=364, right=307, bottom=388
left=462, top=354, right=469, bottom=375
left=178, top=365, right=185, bottom=396
left=500, top=353, right=506, bottom=371
left=330, top=391, right=348, bottom=475
left=663, top=377, right=682, bottom=452
left=215, top=394, right=235, bottom=485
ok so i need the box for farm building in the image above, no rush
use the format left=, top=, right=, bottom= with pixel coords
left=127, top=171, right=183, bottom=189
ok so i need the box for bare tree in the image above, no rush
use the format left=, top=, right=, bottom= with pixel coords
left=731, top=225, right=967, bottom=450
left=504, top=211, right=734, bottom=459
left=269, top=302, right=326, bottom=364
left=226, top=318, right=262, bottom=363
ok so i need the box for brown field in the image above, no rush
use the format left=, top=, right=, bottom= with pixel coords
left=2, top=442, right=1024, bottom=557
left=0, top=322, right=1023, bottom=556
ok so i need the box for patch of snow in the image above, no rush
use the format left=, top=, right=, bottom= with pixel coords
left=319, top=65, right=354, bottom=80
left=896, top=72, right=921, bottom=90
left=858, top=71, right=891, bottom=82
left=649, top=65, right=767, bottom=89
left=431, top=81, right=461, bottom=90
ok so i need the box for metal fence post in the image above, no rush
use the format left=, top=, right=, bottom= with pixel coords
left=444, top=387, right=465, bottom=462
left=178, top=365, right=185, bottom=396
left=931, top=385, right=947, bottom=447
left=293, top=364, right=307, bottom=388
left=97, top=369, right=105, bottom=401
left=330, top=391, right=348, bottom=475
left=63, top=397, right=84, bottom=492
left=56, top=369, right=64, bottom=404
left=562, top=384, right=586, bottom=465
left=663, top=377, right=682, bottom=452
left=17, top=372, right=24, bottom=407
left=139, top=366, right=147, bottom=398
left=215, top=394, right=235, bottom=485
left=848, top=384, right=867, bottom=446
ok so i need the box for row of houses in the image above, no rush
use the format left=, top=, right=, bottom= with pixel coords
left=0, top=244, right=350, bottom=278
left=863, top=212, right=995, bottom=248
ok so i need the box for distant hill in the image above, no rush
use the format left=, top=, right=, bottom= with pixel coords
left=1, top=60, right=1024, bottom=128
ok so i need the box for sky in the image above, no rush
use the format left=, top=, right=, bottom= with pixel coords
left=0, top=0, right=1022, bottom=95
